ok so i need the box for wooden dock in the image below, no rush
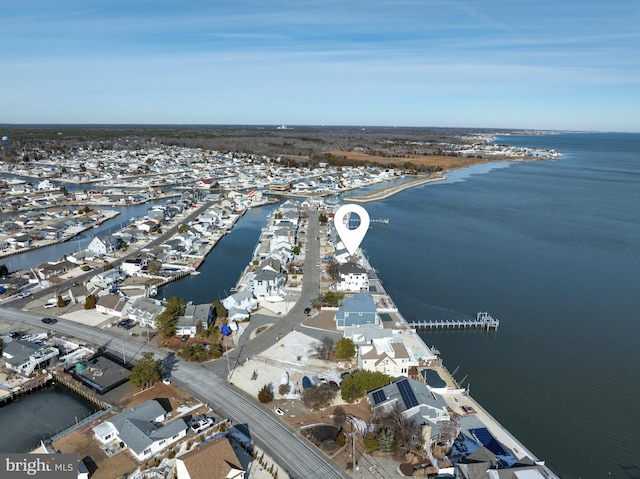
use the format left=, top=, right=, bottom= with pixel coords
left=408, top=312, right=499, bottom=331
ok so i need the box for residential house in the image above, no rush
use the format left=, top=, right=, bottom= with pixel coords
left=336, top=262, right=369, bottom=292
left=335, top=292, right=377, bottom=329
left=251, top=269, right=285, bottom=299
left=87, top=236, right=122, bottom=256
left=95, top=294, right=129, bottom=317
left=121, top=258, right=147, bottom=276
left=176, top=303, right=214, bottom=337
left=128, top=298, right=165, bottom=328
left=222, top=289, right=258, bottom=321
left=36, top=260, right=76, bottom=280
left=367, top=377, right=450, bottom=446
left=175, top=437, right=245, bottom=479
left=456, top=450, right=551, bottom=479
left=358, top=338, right=416, bottom=376
left=9, top=234, right=33, bottom=249
left=92, top=400, right=187, bottom=462
left=2, top=340, right=59, bottom=376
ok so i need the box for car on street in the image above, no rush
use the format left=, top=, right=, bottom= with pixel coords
left=41, top=317, right=57, bottom=325
left=304, top=307, right=312, bottom=315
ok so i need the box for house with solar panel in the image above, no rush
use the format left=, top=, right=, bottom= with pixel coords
left=368, top=377, right=451, bottom=445
left=92, top=399, right=188, bottom=462
left=335, top=292, right=377, bottom=329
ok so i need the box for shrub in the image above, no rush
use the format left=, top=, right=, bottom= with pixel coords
left=258, top=384, right=274, bottom=403
left=278, top=383, right=291, bottom=396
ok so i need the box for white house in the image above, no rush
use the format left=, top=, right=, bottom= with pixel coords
left=222, top=289, right=258, bottom=321
left=92, top=400, right=187, bottom=462
left=95, top=294, right=129, bottom=317
left=176, top=303, right=214, bottom=337
left=358, top=338, right=416, bottom=376
left=128, top=298, right=165, bottom=328
left=87, top=236, right=121, bottom=256
left=336, top=262, right=369, bottom=292
left=2, top=340, right=59, bottom=376
left=251, top=269, right=285, bottom=299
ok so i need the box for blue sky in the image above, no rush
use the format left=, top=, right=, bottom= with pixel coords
left=3, top=0, right=639, bottom=131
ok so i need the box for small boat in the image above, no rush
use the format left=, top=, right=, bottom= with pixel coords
left=191, top=271, right=201, bottom=276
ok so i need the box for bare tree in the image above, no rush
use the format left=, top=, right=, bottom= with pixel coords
left=314, top=336, right=335, bottom=360
left=333, top=405, right=347, bottom=427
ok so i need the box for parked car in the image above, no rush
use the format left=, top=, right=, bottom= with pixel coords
left=190, top=417, right=213, bottom=433
left=304, top=307, right=311, bottom=315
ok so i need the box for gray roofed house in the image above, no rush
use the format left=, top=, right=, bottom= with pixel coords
left=92, top=399, right=188, bottom=462
left=176, top=303, right=214, bottom=338
left=2, top=340, right=59, bottom=376
left=222, top=289, right=258, bottom=320
left=367, top=377, right=450, bottom=445
left=128, top=298, right=165, bottom=328
left=251, top=268, right=285, bottom=299
left=335, top=292, right=377, bottom=329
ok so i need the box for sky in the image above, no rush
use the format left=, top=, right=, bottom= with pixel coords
left=2, top=0, right=639, bottom=131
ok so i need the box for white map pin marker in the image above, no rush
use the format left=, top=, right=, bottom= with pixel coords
left=334, top=204, right=370, bottom=256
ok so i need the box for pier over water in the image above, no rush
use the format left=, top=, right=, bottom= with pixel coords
left=408, top=311, right=499, bottom=331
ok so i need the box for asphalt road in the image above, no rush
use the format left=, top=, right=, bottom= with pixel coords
left=1, top=207, right=350, bottom=479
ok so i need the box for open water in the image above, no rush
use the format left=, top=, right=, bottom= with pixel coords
left=0, top=386, right=95, bottom=452
left=360, top=133, right=640, bottom=479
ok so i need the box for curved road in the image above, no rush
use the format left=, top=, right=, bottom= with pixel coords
left=2, top=208, right=350, bottom=479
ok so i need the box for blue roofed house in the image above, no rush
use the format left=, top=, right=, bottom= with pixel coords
left=335, top=292, right=377, bottom=329
left=92, top=399, right=187, bottom=462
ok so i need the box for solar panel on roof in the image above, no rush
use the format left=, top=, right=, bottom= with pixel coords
left=469, top=427, right=508, bottom=456
left=372, top=390, right=387, bottom=405
left=397, top=379, right=418, bottom=409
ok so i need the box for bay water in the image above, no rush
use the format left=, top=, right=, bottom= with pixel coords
left=360, top=133, right=640, bottom=479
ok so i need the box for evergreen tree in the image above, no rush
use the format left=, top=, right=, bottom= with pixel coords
left=57, top=294, right=65, bottom=308
left=258, top=384, right=274, bottom=403
left=129, top=352, right=162, bottom=389
left=156, top=296, right=184, bottom=338
left=377, top=428, right=395, bottom=453
left=335, top=338, right=356, bottom=359
left=84, top=294, right=96, bottom=309
left=363, top=432, right=378, bottom=452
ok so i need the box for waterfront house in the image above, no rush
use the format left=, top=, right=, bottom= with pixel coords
left=358, top=338, right=416, bottom=376
left=92, top=399, right=188, bottom=462
left=335, top=292, right=377, bottom=329
left=336, top=262, right=369, bottom=292
left=175, top=437, right=245, bottom=479
left=222, top=289, right=258, bottom=321
left=87, top=235, right=122, bottom=256
left=8, top=233, right=33, bottom=249
left=121, top=258, right=147, bottom=276
left=367, top=377, right=450, bottom=445
left=2, top=340, right=59, bottom=376
left=251, top=268, right=285, bottom=299
left=176, top=303, right=215, bottom=338
left=455, top=449, right=551, bottom=479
